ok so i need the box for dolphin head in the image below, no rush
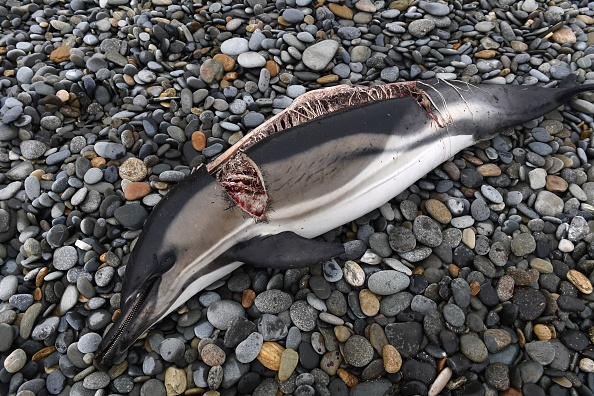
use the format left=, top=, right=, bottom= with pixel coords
left=94, top=241, right=178, bottom=367
left=94, top=165, right=246, bottom=367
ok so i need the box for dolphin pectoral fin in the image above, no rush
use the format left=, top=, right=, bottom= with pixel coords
left=231, top=231, right=345, bottom=269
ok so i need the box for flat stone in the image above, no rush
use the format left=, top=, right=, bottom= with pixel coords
left=385, top=322, right=423, bottom=358
left=367, top=270, right=410, bottom=295
left=525, top=340, right=555, bottom=365
left=302, top=40, right=339, bottom=71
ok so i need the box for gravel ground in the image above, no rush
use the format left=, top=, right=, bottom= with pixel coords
left=1, top=0, right=594, bottom=395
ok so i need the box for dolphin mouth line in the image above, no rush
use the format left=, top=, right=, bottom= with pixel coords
left=101, top=288, right=147, bottom=362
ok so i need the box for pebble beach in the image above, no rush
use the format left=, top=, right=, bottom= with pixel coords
left=1, top=0, right=594, bottom=395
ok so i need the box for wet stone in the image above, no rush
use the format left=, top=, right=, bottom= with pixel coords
left=513, top=287, right=546, bottom=321
left=254, top=290, right=292, bottom=314
left=389, top=226, right=416, bottom=252
left=204, top=300, right=245, bottom=331
left=309, top=276, right=331, bottom=299
left=460, top=333, right=488, bottom=363
left=525, top=340, right=555, bottom=365
left=413, top=215, right=442, bottom=247
left=343, top=335, right=374, bottom=367
left=485, top=363, right=510, bottom=391
left=385, top=322, right=423, bottom=358
left=401, top=359, right=436, bottom=384
left=258, top=314, right=288, bottom=341
left=442, top=304, right=465, bottom=327
left=367, top=270, right=410, bottom=295
left=290, top=301, right=318, bottom=331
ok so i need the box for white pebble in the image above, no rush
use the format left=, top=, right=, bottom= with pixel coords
left=558, top=238, right=574, bottom=252
left=580, top=358, right=594, bottom=373
left=428, top=367, right=452, bottom=396
left=360, top=249, right=382, bottom=264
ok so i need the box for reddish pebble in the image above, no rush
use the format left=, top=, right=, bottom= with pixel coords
left=124, top=182, right=151, bottom=200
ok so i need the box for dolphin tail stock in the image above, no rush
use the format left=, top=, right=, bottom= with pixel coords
left=229, top=231, right=345, bottom=269
left=556, top=74, right=594, bottom=103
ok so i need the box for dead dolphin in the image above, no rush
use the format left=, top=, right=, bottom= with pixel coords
left=95, top=77, right=593, bottom=366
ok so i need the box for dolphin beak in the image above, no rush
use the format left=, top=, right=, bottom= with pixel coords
left=94, top=278, right=161, bottom=368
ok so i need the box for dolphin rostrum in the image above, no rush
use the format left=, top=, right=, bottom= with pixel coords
left=96, top=77, right=593, bottom=366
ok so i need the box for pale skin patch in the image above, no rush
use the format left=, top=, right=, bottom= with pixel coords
left=206, top=81, right=448, bottom=220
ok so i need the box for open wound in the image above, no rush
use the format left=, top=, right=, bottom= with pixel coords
left=207, top=82, right=445, bottom=219
left=215, top=152, right=268, bottom=220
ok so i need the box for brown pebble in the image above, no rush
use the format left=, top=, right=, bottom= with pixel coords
left=36, top=267, right=49, bottom=287
left=123, top=74, right=136, bottom=86
left=383, top=344, right=402, bottom=373
left=359, top=289, right=380, bottom=317
left=124, top=182, right=151, bottom=201
left=265, top=60, right=280, bottom=77
left=546, top=175, right=568, bottom=192
left=516, top=328, right=526, bottom=348
left=257, top=342, right=284, bottom=371
left=449, top=264, right=460, bottom=278
left=534, top=324, right=552, bottom=340
left=510, top=40, right=528, bottom=52
left=425, top=199, right=452, bottom=224
left=241, top=289, right=255, bottom=308
left=337, top=368, right=359, bottom=387
left=277, top=15, right=291, bottom=27
left=278, top=349, right=299, bottom=382
left=30, top=169, right=45, bottom=180
left=33, top=288, right=42, bottom=301
left=500, top=388, right=523, bottom=396
left=191, top=131, right=207, bottom=151
left=213, top=53, right=235, bottom=72
left=506, top=267, right=539, bottom=287
left=437, top=357, right=447, bottom=372
left=328, top=3, right=353, bottom=19
left=222, top=72, right=237, bottom=81
left=462, top=154, right=483, bottom=166
left=567, top=269, right=593, bottom=294
left=119, top=157, right=148, bottom=182
left=201, top=343, right=226, bottom=366
left=90, top=157, right=106, bottom=167
left=50, top=45, right=71, bottom=62
left=442, top=161, right=460, bottom=180
left=469, top=280, right=481, bottom=296
left=317, top=74, right=339, bottom=84
left=32, top=346, right=56, bottom=361
left=475, top=49, right=498, bottom=58
left=552, top=28, right=577, bottom=44
left=476, top=163, right=501, bottom=177
left=334, top=325, right=352, bottom=342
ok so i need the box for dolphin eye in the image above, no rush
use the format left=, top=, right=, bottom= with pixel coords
left=161, top=252, right=176, bottom=269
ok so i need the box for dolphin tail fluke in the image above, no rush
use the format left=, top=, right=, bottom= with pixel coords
left=231, top=231, right=345, bottom=269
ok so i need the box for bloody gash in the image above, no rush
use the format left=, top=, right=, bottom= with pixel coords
left=95, top=77, right=593, bottom=366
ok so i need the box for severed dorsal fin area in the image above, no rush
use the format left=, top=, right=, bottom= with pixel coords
left=206, top=81, right=438, bottom=175
left=241, top=82, right=424, bottom=149
left=217, top=152, right=268, bottom=220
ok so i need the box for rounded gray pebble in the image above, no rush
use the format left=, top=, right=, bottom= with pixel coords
left=207, top=300, right=245, bottom=330
left=159, top=337, right=185, bottom=362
